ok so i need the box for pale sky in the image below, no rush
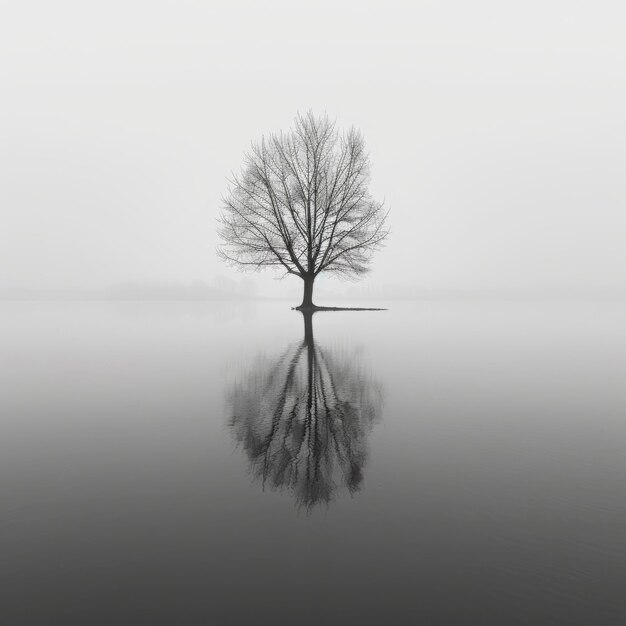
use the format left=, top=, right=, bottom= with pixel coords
left=2, top=0, right=625, bottom=296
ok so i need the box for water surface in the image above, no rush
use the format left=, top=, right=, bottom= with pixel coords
left=2, top=300, right=625, bottom=625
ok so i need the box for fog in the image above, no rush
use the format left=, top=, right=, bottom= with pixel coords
left=2, top=0, right=625, bottom=299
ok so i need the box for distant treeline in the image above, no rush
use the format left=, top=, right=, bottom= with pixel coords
left=0, top=278, right=259, bottom=301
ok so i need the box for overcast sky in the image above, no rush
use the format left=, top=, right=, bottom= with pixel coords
left=2, top=0, right=625, bottom=296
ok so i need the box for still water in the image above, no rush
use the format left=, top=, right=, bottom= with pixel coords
left=2, top=300, right=625, bottom=625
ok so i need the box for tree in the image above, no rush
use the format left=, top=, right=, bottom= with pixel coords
left=217, top=112, right=389, bottom=309
left=228, top=311, right=383, bottom=509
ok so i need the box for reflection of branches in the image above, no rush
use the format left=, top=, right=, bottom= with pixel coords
left=228, top=314, right=383, bottom=510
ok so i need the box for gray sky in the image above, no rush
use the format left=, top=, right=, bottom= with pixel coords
left=2, top=0, right=625, bottom=296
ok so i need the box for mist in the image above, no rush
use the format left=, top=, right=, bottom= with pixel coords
left=4, top=5, right=626, bottom=623
left=2, top=0, right=625, bottom=299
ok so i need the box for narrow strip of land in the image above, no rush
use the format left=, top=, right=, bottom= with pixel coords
left=292, top=306, right=388, bottom=311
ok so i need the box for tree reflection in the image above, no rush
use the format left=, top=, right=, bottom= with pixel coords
left=228, top=312, right=383, bottom=510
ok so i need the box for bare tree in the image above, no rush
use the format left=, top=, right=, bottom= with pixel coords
left=217, top=112, right=389, bottom=309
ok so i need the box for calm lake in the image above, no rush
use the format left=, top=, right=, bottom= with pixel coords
left=2, top=300, right=626, bottom=625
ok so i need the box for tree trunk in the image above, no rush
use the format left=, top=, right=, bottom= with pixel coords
left=297, top=275, right=315, bottom=310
